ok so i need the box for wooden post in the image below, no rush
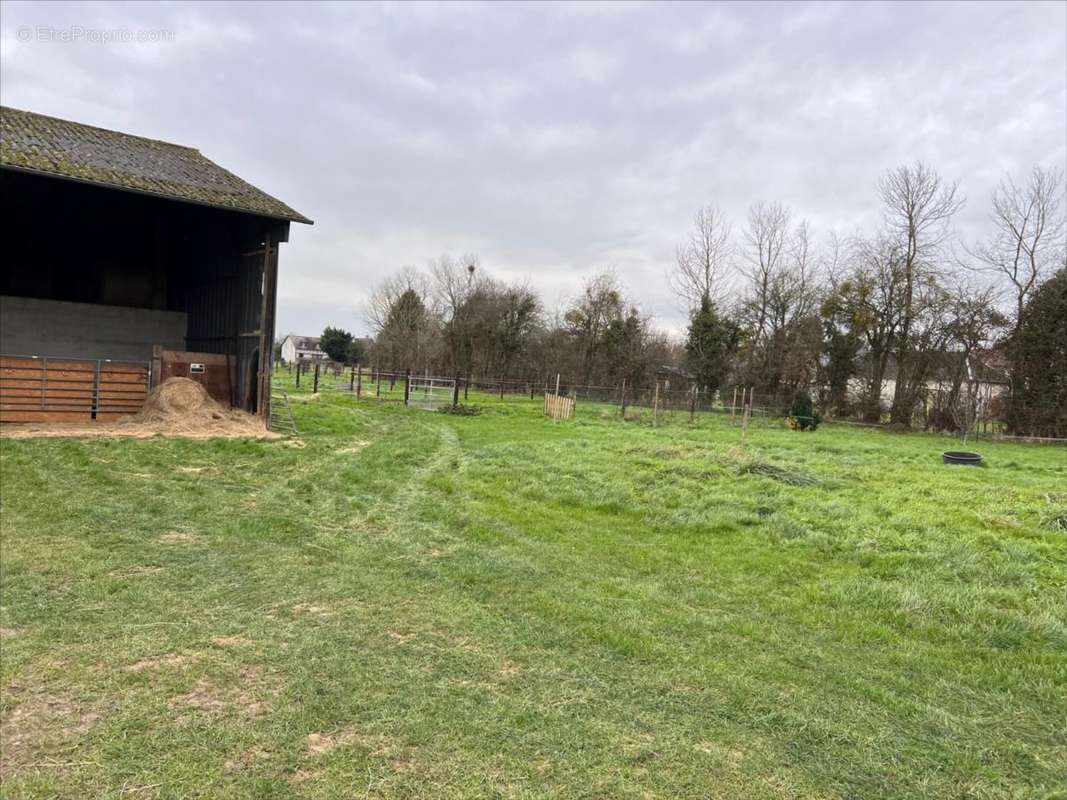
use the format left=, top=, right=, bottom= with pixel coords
left=500, top=381, right=505, bottom=401
left=738, top=387, right=746, bottom=426
left=403, top=369, right=411, bottom=406
left=356, top=364, right=362, bottom=398
left=653, top=381, right=660, bottom=427
left=295, top=360, right=301, bottom=387
left=313, top=361, right=320, bottom=394
left=452, top=375, right=461, bottom=407
left=150, top=345, right=162, bottom=391
left=528, top=383, right=534, bottom=400
left=689, top=385, right=696, bottom=422
left=464, top=374, right=470, bottom=401
left=731, top=386, right=738, bottom=424
left=350, top=365, right=355, bottom=392
left=620, top=377, right=627, bottom=416
left=555, top=373, right=561, bottom=396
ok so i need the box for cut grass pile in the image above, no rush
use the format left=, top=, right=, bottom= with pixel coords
left=1, top=372, right=1065, bottom=799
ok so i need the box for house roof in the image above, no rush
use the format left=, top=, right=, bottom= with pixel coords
left=0, top=106, right=312, bottom=224
left=284, top=335, right=322, bottom=351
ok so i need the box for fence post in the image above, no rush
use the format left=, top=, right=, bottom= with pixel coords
left=620, top=377, right=627, bottom=417
left=404, top=369, right=411, bottom=406
left=555, top=373, right=561, bottom=396
left=499, top=381, right=505, bottom=401
left=350, top=365, right=355, bottom=392
left=356, top=364, right=362, bottom=397
left=689, top=385, right=696, bottom=422
left=295, top=361, right=301, bottom=387
left=452, top=375, right=460, bottom=407
left=313, top=361, right=320, bottom=394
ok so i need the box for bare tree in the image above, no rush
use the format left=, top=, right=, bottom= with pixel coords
left=738, top=201, right=791, bottom=355
left=878, top=162, right=964, bottom=424
left=670, top=205, right=732, bottom=309
left=970, top=166, right=1066, bottom=326
left=365, top=266, right=438, bottom=370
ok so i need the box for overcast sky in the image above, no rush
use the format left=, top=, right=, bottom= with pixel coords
left=2, top=1, right=1065, bottom=337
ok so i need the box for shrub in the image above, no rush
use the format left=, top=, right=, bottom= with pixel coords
left=787, top=391, right=820, bottom=431
left=438, top=404, right=481, bottom=416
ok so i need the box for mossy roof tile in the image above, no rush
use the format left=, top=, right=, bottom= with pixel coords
left=0, top=106, right=311, bottom=224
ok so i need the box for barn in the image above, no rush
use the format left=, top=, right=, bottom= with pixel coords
left=0, top=107, right=312, bottom=424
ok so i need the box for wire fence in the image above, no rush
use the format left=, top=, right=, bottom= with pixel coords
left=275, top=361, right=1066, bottom=444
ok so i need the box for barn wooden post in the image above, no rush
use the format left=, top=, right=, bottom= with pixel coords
left=150, top=345, right=162, bottom=390
left=256, top=233, right=278, bottom=419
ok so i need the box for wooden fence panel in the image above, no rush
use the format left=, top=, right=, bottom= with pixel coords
left=543, top=392, right=575, bottom=421
left=0, top=356, right=149, bottom=423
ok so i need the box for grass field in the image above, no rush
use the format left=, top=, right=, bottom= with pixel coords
left=1, top=373, right=1065, bottom=799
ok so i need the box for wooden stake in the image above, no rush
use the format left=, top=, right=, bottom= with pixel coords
left=653, top=381, right=660, bottom=427
left=731, top=386, right=738, bottom=424
left=555, top=373, right=561, bottom=396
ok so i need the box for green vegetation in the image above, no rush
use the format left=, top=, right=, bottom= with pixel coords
left=1, top=373, right=1065, bottom=799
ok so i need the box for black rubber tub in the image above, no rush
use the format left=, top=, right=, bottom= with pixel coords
left=943, top=451, right=982, bottom=466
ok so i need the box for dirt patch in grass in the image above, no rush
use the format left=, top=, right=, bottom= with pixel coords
left=0, top=627, right=19, bottom=640
left=169, top=667, right=274, bottom=721
left=338, top=439, right=371, bottom=454
left=306, top=728, right=404, bottom=763
left=225, top=745, right=272, bottom=772
left=110, top=565, right=164, bottom=578
left=0, top=685, right=100, bottom=777
left=159, top=531, right=198, bottom=545
left=211, top=635, right=253, bottom=648
left=292, top=602, right=336, bottom=618
left=125, top=652, right=193, bottom=673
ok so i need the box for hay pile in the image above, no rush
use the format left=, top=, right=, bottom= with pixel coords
left=1, top=378, right=277, bottom=440
left=121, top=378, right=269, bottom=436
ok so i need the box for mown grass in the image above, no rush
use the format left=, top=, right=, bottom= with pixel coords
left=1, top=373, right=1065, bottom=799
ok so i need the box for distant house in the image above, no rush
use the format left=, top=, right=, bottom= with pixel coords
left=849, top=348, right=1010, bottom=415
left=279, top=335, right=328, bottom=363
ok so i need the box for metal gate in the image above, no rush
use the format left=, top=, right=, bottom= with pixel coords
left=0, top=355, right=150, bottom=423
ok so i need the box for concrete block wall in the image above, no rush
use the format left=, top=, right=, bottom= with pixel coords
left=0, top=295, right=187, bottom=363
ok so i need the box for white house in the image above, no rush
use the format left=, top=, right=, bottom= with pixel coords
left=279, top=335, right=328, bottom=364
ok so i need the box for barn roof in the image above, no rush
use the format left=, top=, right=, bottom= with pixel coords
left=0, top=106, right=312, bottom=224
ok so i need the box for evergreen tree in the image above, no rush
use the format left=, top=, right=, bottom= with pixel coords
left=319, top=326, right=354, bottom=363
left=684, top=296, right=738, bottom=397
left=1007, top=269, right=1067, bottom=437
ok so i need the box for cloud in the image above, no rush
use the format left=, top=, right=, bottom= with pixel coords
left=1, top=0, right=1064, bottom=338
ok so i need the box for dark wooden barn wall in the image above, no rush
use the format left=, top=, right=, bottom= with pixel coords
left=1, top=170, right=290, bottom=417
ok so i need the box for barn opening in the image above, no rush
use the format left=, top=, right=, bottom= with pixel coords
left=0, top=106, right=312, bottom=424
